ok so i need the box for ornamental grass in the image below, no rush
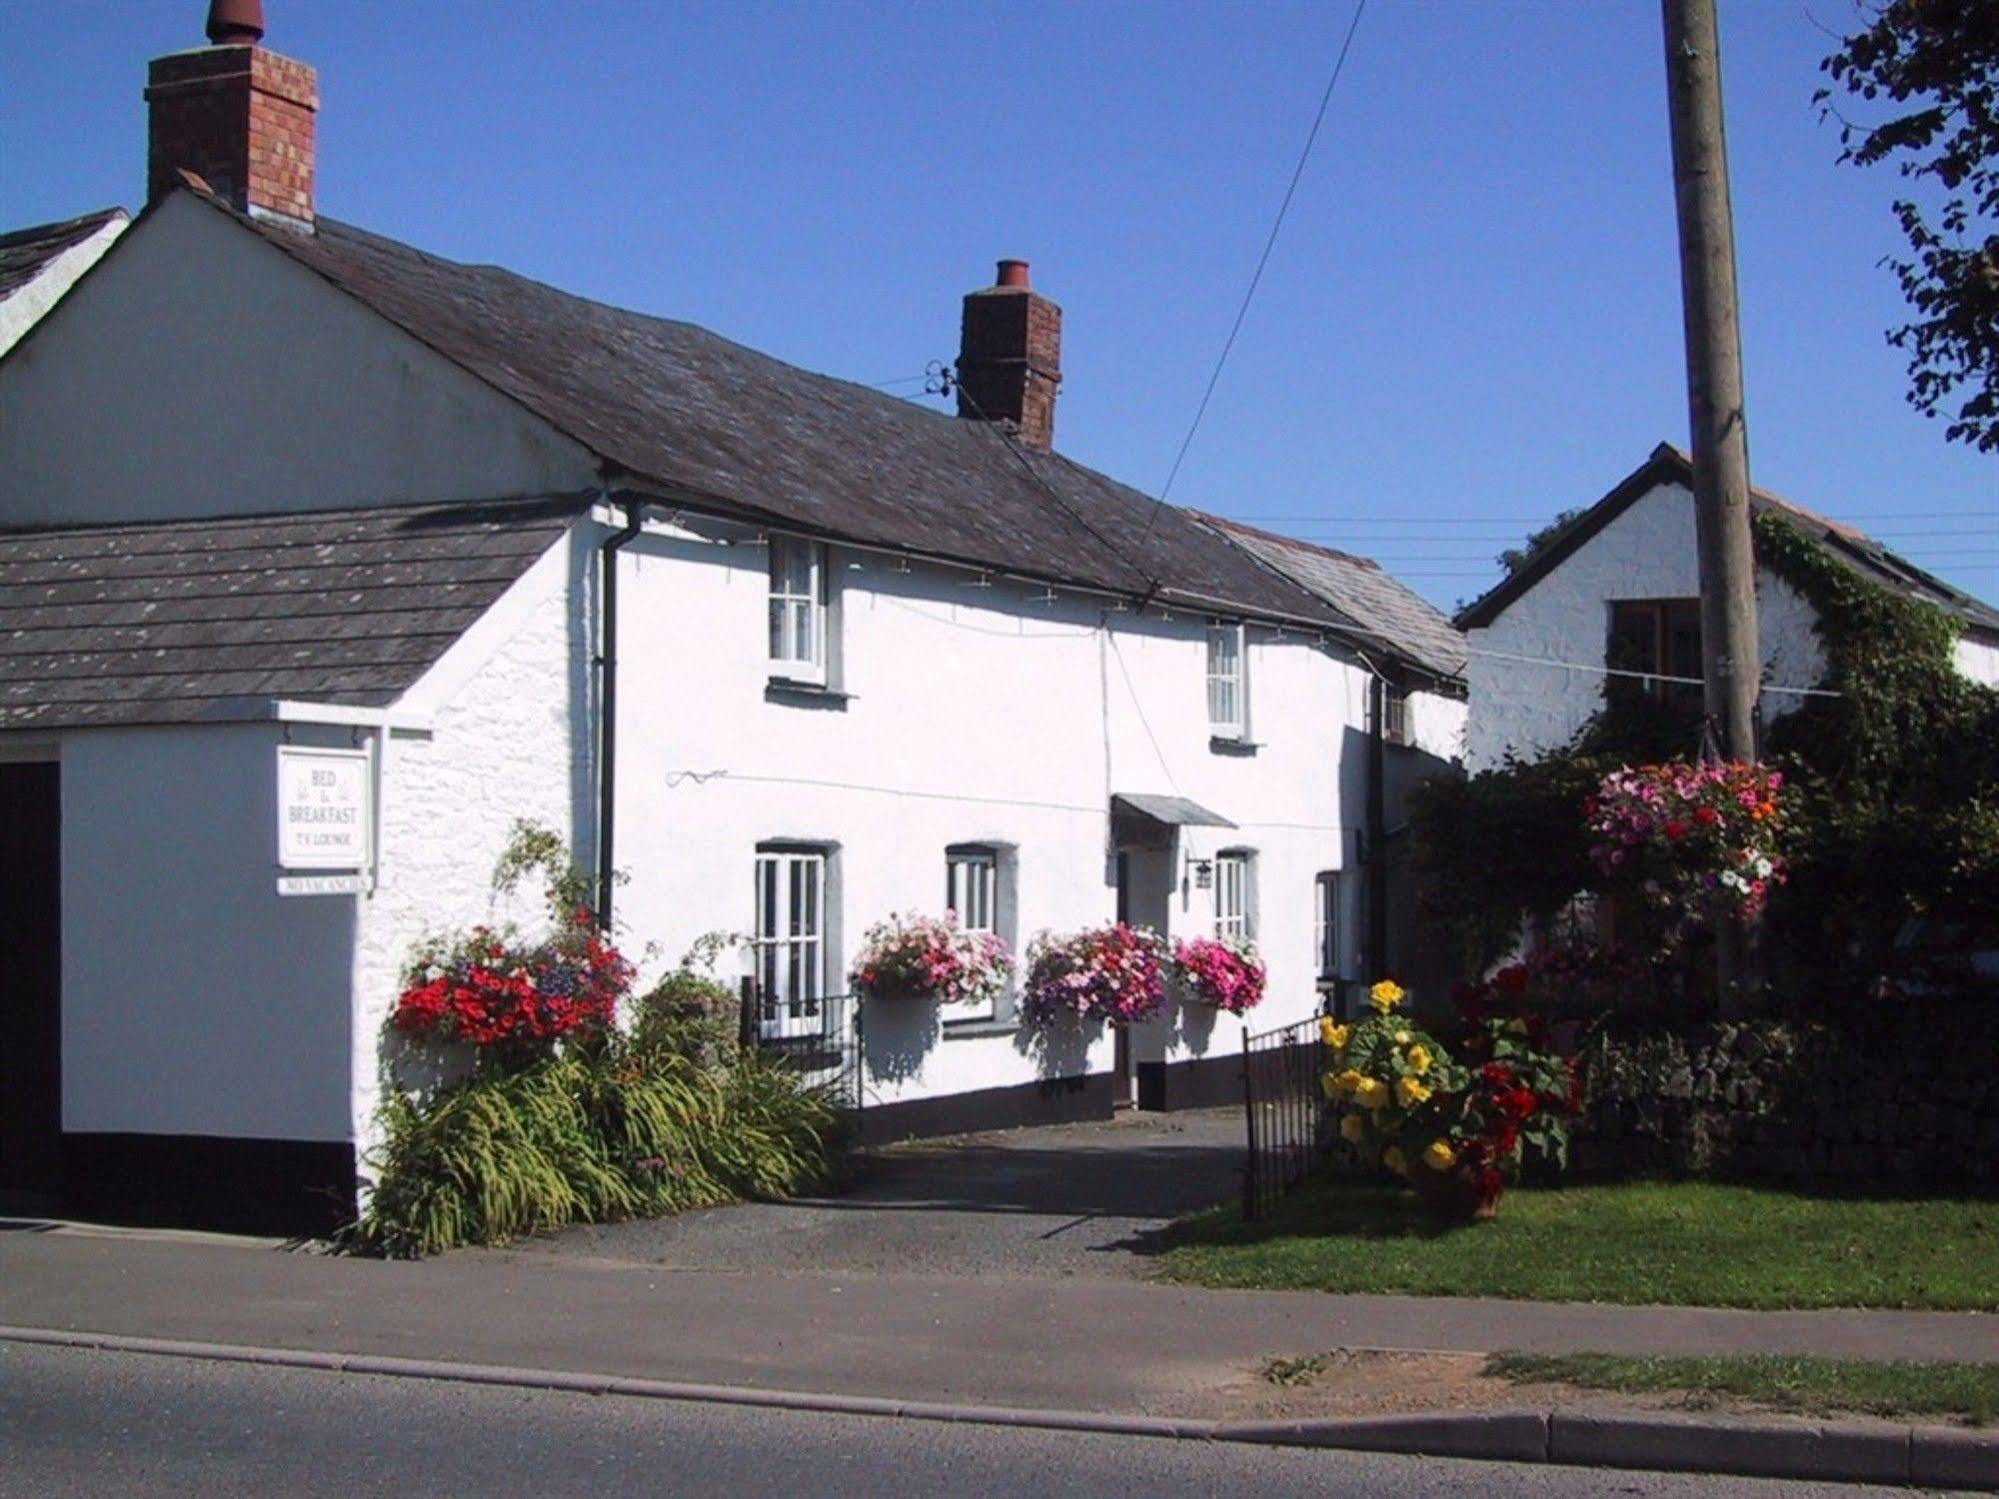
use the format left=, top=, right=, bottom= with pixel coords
left=348, top=1039, right=843, bottom=1258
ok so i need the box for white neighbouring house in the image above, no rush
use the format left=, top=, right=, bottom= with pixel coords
left=0, top=12, right=1465, bottom=1233
left=1458, top=443, right=1999, bottom=772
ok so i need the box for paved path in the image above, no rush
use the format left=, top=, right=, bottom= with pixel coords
left=530, top=1107, right=1247, bottom=1278
left=2, top=1226, right=1994, bottom=1422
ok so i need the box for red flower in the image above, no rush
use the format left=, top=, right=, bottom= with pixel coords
left=1664, top=818, right=1688, bottom=841
left=1492, top=966, right=1529, bottom=997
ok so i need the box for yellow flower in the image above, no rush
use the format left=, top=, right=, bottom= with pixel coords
left=1369, top=979, right=1406, bottom=1013
left=1395, top=1076, right=1431, bottom=1107
left=1339, top=1113, right=1367, bottom=1144
left=1356, top=1077, right=1391, bottom=1111
left=1319, top=1072, right=1340, bottom=1101
left=1319, top=1018, right=1351, bottom=1052
left=1382, top=1146, right=1408, bottom=1177
left=1407, top=1045, right=1431, bottom=1075
left=1394, top=1029, right=1411, bottom=1046
left=1423, top=1138, right=1456, bottom=1172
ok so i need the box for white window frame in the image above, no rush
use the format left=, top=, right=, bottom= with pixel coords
left=944, top=847, right=1000, bottom=1022
left=768, top=536, right=827, bottom=686
left=753, top=847, right=827, bottom=1038
left=1215, top=850, right=1252, bottom=942
left=1206, top=623, right=1246, bottom=740
left=1314, top=871, right=1340, bottom=981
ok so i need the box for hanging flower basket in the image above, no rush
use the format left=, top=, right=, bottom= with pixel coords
left=849, top=911, right=1013, bottom=1007
left=1021, top=923, right=1168, bottom=1028
left=1170, top=934, right=1267, bottom=1014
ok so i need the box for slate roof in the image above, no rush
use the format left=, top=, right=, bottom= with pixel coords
left=0, top=497, right=584, bottom=730
left=1457, top=444, right=1999, bottom=642
left=197, top=192, right=1421, bottom=660
left=0, top=208, right=125, bottom=302
left=1195, top=513, right=1468, bottom=684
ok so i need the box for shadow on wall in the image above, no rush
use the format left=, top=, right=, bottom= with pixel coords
left=1342, top=721, right=1462, bottom=1014
left=1171, top=997, right=1220, bottom=1058
left=1014, top=1014, right=1099, bottom=1081
left=861, top=999, right=941, bottom=1085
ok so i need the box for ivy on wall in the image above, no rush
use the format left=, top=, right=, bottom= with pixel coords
left=1413, top=513, right=1999, bottom=996
left=1754, top=512, right=1999, bottom=988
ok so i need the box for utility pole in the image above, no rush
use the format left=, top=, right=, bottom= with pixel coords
left=1662, top=0, right=1762, bottom=1012
left=1662, top=0, right=1760, bottom=762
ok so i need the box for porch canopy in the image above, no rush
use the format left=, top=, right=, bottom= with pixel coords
left=1110, top=792, right=1236, bottom=848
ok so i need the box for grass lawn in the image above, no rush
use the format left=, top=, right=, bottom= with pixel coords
left=1488, top=1352, right=1999, bottom=1426
left=1156, top=1180, right=1999, bottom=1310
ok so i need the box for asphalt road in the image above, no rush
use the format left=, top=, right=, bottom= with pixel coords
left=0, top=1344, right=1903, bottom=1499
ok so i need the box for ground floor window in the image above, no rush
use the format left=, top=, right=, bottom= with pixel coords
left=1215, top=850, right=1253, bottom=941
left=1315, top=870, right=1340, bottom=981
left=753, top=845, right=827, bottom=1036
left=945, top=843, right=1014, bottom=1023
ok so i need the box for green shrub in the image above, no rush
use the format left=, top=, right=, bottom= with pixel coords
left=347, top=1039, right=842, bottom=1257
left=632, top=968, right=742, bottom=1068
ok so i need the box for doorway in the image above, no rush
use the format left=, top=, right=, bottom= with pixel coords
left=0, top=761, right=62, bottom=1198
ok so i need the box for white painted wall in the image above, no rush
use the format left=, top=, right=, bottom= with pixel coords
left=60, top=724, right=356, bottom=1141
left=0, top=193, right=597, bottom=526
left=1956, top=634, right=1999, bottom=690
left=1465, top=481, right=1826, bottom=770
left=350, top=529, right=593, bottom=1157
left=0, top=211, right=127, bottom=358
left=595, top=514, right=1383, bottom=1110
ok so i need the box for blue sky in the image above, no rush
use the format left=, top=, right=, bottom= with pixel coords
left=3, top=0, right=1993, bottom=611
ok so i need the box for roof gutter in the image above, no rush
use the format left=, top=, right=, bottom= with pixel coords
left=595, top=496, right=645, bottom=930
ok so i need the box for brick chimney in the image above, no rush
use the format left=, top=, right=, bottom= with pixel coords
left=146, top=1, right=317, bottom=229
left=957, top=259, right=1061, bottom=451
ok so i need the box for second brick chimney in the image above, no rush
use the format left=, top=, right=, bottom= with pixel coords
left=146, top=1, right=317, bottom=229
left=957, top=259, right=1061, bottom=451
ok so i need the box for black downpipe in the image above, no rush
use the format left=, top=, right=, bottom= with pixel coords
left=1366, top=673, right=1389, bottom=985
left=596, top=499, right=645, bottom=930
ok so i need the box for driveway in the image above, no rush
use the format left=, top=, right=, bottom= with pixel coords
left=519, top=1107, right=1245, bottom=1279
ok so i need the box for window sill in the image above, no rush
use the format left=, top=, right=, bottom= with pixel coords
left=941, top=1016, right=1018, bottom=1039
left=1209, top=734, right=1260, bottom=756
left=766, top=678, right=851, bottom=709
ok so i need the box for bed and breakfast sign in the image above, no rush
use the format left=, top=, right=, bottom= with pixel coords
left=275, top=746, right=371, bottom=895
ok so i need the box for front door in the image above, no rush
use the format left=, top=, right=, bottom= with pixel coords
left=1112, top=840, right=1176, bottom=1109
left=0, top=761, right=62, bottom=1198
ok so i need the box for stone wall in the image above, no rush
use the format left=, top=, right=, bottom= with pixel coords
left=1566, top=1006, right=1999, bottom=1188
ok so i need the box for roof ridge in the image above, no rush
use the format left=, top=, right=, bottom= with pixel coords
left=0, top=492, right=594, bottom=541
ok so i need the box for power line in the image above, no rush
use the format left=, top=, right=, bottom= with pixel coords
left=1130, top=0, right=1369, bottom=565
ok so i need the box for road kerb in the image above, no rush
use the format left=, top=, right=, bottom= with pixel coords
left=3, top=1323, right=1994, bottom=1489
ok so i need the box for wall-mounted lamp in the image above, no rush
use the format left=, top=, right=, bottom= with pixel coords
left=1190, top=857, right=1214, bottom=890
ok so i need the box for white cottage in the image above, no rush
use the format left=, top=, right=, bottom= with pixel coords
left=1458, top=444, right=1999, bottom=772
left=0, top=10, right=1464, bottom=1232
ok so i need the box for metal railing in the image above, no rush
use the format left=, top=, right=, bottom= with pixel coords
left=1241, top=1009, right=1338, bottom=1221
left=738, top=982, right=864, bottom=1114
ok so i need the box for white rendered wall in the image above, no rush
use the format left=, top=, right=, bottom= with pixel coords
left=1956, top=635, right=1999, bottom=690
left=600, top=517, right=1378, bottom=1110
left=0, top=212, right=126, bottom=358
left=350, top=530, right=592, bottom=1158
left=0, top=192, right=596, bottom=527
left=60, top=724, right=356, bottom=1141
left=1466, top=482, right=1826, bottom=770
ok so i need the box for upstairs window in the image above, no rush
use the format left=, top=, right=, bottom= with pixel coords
left=1609, top=598, right=1702, bottom=712
left=1383, top=683, right=1410, bottom=747
left=1215, top=850, right=1253, bottom=941
left=752, top=845, right=827, bottom=1038
left=768, top=537, right=826, bottom=685
left=1314, top=871, right=1340, bottom=981
left=1207, top=623, right=1246, bottom=739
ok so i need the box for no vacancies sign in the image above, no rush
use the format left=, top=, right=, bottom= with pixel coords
left=276, top=746, right=371, bottom=872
